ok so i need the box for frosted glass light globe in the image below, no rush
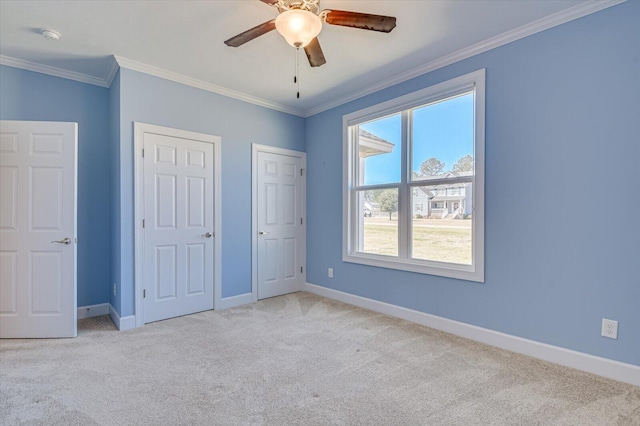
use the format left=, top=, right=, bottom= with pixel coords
left=275, top=9, right=322, bottom=48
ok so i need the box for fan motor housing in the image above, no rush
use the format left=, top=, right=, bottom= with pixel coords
left=278, top=0, right=320, bottom=15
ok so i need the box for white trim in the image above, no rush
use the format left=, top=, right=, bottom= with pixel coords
left=77, top=303, right=109, bottom=320
left=104, top=56, right=120, bottom=87
left=134, top=122, right=222, bottom=328
left=303, top=0, right=626, bottom=117
left=342, top=69, right=485, bottom=282
left=304, top=283, right=640, bottom=387
left=114, top=56, right=301, bottom=117
left=251, top=144, right=307, bottom=303
left=220, top=293, right=254, bottom=310
left=108, top=304, right=136, bottom=331
left=0, top=55, right=111, bottom=88
left=213, top=136, right=223, bottom=312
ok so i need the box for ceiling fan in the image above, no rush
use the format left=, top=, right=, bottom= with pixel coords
left=224, top=0, right=397, bottom=68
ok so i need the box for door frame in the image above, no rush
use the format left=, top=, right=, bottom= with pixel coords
left=251, top=144, right=306, bottom=302
left=134, top=122, right=222, bottom=327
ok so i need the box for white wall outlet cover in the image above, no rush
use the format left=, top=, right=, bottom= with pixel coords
left=601, top=318, right=618, bottom=339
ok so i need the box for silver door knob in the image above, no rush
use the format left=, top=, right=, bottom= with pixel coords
left=203, top=232, right=213, bottom=238
left=51, top=237, right=71, bottom=245
left=259, top=231, right=270, bottom=235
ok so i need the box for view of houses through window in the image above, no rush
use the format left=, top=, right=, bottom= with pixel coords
left=344, top=70, right=484, bottom=280
left=355, top=92, right=475, bottom=265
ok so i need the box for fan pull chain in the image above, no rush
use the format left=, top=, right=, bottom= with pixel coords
left=295, top=48, right=300, bottom=99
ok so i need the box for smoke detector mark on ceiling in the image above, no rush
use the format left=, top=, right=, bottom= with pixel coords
left=41, top=29, right=61, bottom=41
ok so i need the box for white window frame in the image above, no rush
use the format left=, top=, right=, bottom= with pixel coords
left=342, top=69, right=485, bottom=282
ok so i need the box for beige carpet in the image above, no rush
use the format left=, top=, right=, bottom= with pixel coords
left=1, top=292, right=639, bottom=425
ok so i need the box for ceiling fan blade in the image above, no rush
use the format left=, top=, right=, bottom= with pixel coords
left=224, top=20, right=276, bottom=47
left=323, top=10, right=397, bottom=33
left=304, top=37, right=326, bottom=67
left=259, top=0, right=278, bottom=4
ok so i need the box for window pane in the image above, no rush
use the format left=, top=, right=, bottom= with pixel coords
left=357, top=189, right=398, bottom=256
left=412, top=185, right=472, bottom=265
left=411, top=92, right=474, bottom=182
left=357, top=114, right=401, bottom=185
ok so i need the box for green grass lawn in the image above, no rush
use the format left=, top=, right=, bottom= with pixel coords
left=362, top=219, right=472, bottom=265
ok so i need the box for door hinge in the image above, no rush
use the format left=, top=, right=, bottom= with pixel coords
left=300, top=266, right=303, bottom=273
left=142, top=148, right=145, bottom=158
left=142, top=219, right=145, bottom=228
left=300, top=218, right=303, bottom=225
left=143, top=289, right=146, bottom=298
left=300, top=168, right=304, bottom=176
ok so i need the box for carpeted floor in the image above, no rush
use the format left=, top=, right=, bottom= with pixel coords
left=1, top=292, right=639, bottom=425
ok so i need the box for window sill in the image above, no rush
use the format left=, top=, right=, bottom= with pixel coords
left=343, top=252, right=484, bottom=283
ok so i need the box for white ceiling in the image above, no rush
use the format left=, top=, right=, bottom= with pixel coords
left=0, top=0, right=620, bottom=116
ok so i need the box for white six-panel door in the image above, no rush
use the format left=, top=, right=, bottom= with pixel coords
left=141, top=130, right=216, bottom=323
left=256, top=150, right=305, bottom=300
left=0, top=121, right=77, bottom=338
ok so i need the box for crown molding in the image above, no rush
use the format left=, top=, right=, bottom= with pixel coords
left=113, top=55, right=302, bottom=117
left=301, top=0, right=626, bottom=117
left=104, top=56, right=120, bottom=87
left=0, top=55, right=111, bottom=88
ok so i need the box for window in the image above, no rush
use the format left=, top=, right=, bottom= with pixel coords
left=343, top=70, right=485, bottom=282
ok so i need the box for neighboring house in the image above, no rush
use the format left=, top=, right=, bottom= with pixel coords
left=413, top=171, right=473, bottom=219
left=358, top=128, right=394, bottom=187
left=358, top=128, right=472, bottom=219
left=358, top=129, right=394, bottom=157
left=358, top=129, right=394, bottom=217
left=363, top=202, right=372, bottom=216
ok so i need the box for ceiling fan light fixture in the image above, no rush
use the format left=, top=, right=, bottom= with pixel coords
left=275, top=9, right=322, bottom=48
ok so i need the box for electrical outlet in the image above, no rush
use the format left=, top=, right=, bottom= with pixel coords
left=328, top=268, right=333, bottom=278
left=113, top=283, right=117, bottom=296
left=601, top=318, right=618, bottom=339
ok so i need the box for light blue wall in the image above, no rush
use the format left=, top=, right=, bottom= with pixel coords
left=305, top=2, right=640, bottom=366
left=0, top=65, right=112, bottom=308
left=113, top=68, right=305, bottom=316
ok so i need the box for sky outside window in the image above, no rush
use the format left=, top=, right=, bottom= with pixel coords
left=359, top=113, right=401, bottom=185
left=358, top=93, right=474, bottom=183
left=412, top=93, right=474, bottom=177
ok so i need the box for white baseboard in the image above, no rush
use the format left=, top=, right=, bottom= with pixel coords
left=108, top=304, right=136, bottom=331
left=304, top=282, right=640, bottom=387
left=106, top=292, right=251, bottom=330
left=220, top=292, right=253, bottom=310
left=119, top=315, right=136, bottom=331
left=77, top=303, right=109, bottom=319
